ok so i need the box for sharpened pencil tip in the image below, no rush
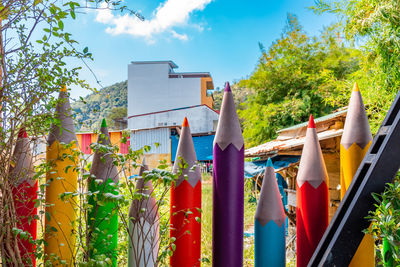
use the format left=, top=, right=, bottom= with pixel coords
left=353, top=82, right=359, bottom=92
left=182, top=117, right=189, bottom=127
left=101, top=118, right=107, bottom=128
left=308, top=114, right=316, bottom=128
left=224, top=82, right=231, bottom=92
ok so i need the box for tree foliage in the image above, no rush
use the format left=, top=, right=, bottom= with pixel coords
left=72, top=81, right=127, bottom=131
left=212, top=83, right=251, bottom=111
left=0, top=0, right=173, bottom=265
left=106, top=106, right=127, bottom=130
left=312, top=0, right=400, bottom=263
left=237, top=14, right=361, bottom=146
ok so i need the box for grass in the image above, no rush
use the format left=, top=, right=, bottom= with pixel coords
left=200, top=173, right=257, bottom=266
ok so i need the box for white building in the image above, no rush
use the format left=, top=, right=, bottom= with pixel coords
left=129, top=105, right=219, bottom=134
left=127, top=61, right=215, bottom=133
left=127, top=61, right=218, bottom=169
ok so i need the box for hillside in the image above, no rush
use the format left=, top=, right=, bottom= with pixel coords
left=72, top=81, right=127, bottom=132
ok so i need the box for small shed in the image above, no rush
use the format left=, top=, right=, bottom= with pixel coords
left=245, top=110, right=347, bottom=222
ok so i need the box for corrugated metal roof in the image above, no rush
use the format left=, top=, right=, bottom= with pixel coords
left=245, top=128, right=343, bottom=157
left=131, top=128, right=170, bottom=154
left=277, top=109, right=347, bottom=133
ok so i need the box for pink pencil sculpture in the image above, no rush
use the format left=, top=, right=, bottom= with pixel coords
left=170, top=117, right=201, bottom=267
left=212, top=82, right=245, bottom=267
left=11, top=128, right=37, bottom=266
left=296, top=115, right=329, bottom=267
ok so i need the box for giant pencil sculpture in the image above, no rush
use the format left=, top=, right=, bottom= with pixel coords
left=382, top=239, right=393, bottom=267
left=254, top=158, right=285, bottom=267
left=11, top=128, right=37, bottom=266
left=296, top=115, right=329, bottom=267
left=45, top=86, right=78, bottom=265
left=340, top=82, right=375, bottom=267
left=87, top=119, right=119, bottom=266
left=129, top=158, right=159, bottom=267
left=170, top=117, right=201, bottom=267
left=213, top=82, right=244, bottom=267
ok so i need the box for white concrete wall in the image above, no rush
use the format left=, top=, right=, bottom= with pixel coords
left=128, top=62, right=201, bottom=117
left=128, top=105, right=219, bottom=134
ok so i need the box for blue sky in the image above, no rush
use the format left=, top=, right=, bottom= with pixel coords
left=66, top=0, right=337, bottom=99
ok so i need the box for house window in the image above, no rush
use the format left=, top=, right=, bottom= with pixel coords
left=206, top=81, right=214, bottom=90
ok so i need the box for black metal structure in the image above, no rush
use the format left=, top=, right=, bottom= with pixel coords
left=308, top=90, right=400, bottom=267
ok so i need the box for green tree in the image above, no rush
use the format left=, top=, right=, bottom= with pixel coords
left=313, top=0, right=400, bottom=264
left=238, top=14, right=361, bottom=146
left=106, top=107, right=127, bottom=130
left=312, top=0, right=399, bottom=133
left=212, top=83, right=251, bottom=111
left=0, top=1, right=142, bottom=265
left=72, top=80, right=128, bottom=131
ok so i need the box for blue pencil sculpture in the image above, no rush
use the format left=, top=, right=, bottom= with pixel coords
left=254, top=158, right=286, bottom=267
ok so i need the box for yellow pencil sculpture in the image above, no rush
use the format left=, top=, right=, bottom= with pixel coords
left=340, top=82, right=375, bottom=267
left=45, top=86, right=78, bottom=266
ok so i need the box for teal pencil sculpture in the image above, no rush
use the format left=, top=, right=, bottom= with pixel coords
left=254, top=158, right=286, bottom=267
left=87, top=119, right=119, bottom=266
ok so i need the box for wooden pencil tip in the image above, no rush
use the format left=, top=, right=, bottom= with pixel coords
left=353, top=82, right=359, bottom=92
left=224, top=82, right=231, bottom=92
left=308, top=114, right=316, bottom=128
left=18, top=127, right=28, bottom=138
left=101, top=118, right=107, bottom=128
left=182, top=117, right=189, bottom=127
left=266, top=157, right=273, bottom=168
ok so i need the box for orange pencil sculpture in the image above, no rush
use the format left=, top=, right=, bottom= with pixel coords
left=296, top=115, right=329, bottom=267
left=11, top=128, right=37, bottom=266
left=170, top=117, right=202, bottom=267
left=340, top=82, right=375, bottom=266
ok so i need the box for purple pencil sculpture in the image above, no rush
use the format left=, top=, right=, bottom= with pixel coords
left=212, top=82, right=245, bottom=267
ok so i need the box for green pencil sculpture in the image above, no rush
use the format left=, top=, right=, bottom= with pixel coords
left=87, top=119, right=119, bottom=266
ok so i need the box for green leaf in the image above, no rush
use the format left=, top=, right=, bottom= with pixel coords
left=58, top=20, right=64, bottom=30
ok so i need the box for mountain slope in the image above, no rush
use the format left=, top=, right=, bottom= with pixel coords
left=72, top=81, right=127, bottom=132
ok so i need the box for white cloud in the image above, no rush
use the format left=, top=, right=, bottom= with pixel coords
left=96, top=0, right=211, bottom=41
left=170, top=30, right=188, bottom=41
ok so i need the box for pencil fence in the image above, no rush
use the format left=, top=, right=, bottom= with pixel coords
left=5, top=83, right=378, bottom=266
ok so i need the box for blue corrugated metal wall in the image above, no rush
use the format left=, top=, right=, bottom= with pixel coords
left=171, top=134, right=214, bottom=161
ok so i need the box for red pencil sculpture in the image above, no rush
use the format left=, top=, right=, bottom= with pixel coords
left=170, top=117, right=202, bottom=267
left=212, top=82, right=245, bottom=267
left=11, top=128, right=37, bottom=266
left=296, top=115, right=329, bottom=267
